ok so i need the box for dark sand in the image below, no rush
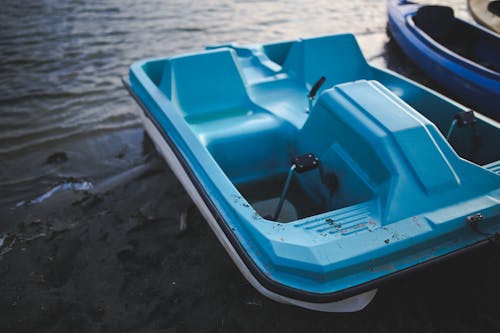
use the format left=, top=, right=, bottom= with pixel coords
left=0, top=131, right=499, bottom=332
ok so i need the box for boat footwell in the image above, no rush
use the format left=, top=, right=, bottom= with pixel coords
left=138, top=100, right=377, bottom=311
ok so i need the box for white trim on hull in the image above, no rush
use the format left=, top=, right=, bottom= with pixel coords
left=140, top=111, right=377, bottom=312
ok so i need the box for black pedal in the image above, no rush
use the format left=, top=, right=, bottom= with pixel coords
left=292, top=153, right=320, bottom=174
left=454, top=110, right=477, bottom=127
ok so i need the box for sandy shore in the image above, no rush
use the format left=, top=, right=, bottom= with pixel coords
left=1, top=134, right=499, bottom=332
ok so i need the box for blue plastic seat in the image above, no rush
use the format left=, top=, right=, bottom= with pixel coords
left=159, top=48, right=251, bottom=117
left=283, top=34, right=372, bottom=91
left=159, top=48, right=297, bottom=182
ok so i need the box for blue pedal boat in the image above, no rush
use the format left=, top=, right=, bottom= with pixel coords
left=387, top=0, right=500, bottom=121
left=124, top=33, right=500, bottom=312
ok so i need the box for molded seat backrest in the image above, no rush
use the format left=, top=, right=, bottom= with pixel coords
left=299, top=80, right=500, bottom=222
left=282, top=34, right=371, bottom=90
left=159, top=49, right=250, bottom=115
left=414, top=6, right=455, bottom=40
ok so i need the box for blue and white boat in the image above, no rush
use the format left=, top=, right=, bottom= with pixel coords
left=388, top=0, right=500, bottom=121
left=124, top=33, right=500, bottom=312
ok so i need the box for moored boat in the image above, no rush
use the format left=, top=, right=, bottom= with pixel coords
left=124, top=33, right=500, bottom=312
left=387, top=0, right=500, bottom=121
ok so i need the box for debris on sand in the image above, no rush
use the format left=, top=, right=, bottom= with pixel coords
left=16, top=180, right=93, bottom=207
left=45, top=152, right=68, bottom=164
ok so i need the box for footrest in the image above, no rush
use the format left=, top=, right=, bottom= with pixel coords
left=292, top=153, right=320, bottom=173
left=454, top=110, right=477, bottom=127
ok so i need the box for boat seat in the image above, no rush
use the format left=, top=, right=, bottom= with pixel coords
left=298, top=80, right=500, bottom=222
left=158, top=49, right=298, bottom=182
left=414, top=6, right=455, bottom=40
left=282, top=34, right=372, bottom=92
left=159, top=48, right=251, bottom=117
left=248, top=34, right=375, bottom=129
left=197, top=111, right=296, bottom=183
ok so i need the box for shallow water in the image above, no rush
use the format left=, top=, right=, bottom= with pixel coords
left=0, top=0, right=468, bottom=215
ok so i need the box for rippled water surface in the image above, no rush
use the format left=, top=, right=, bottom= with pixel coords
left=0, top=0, right=468, bottom=210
